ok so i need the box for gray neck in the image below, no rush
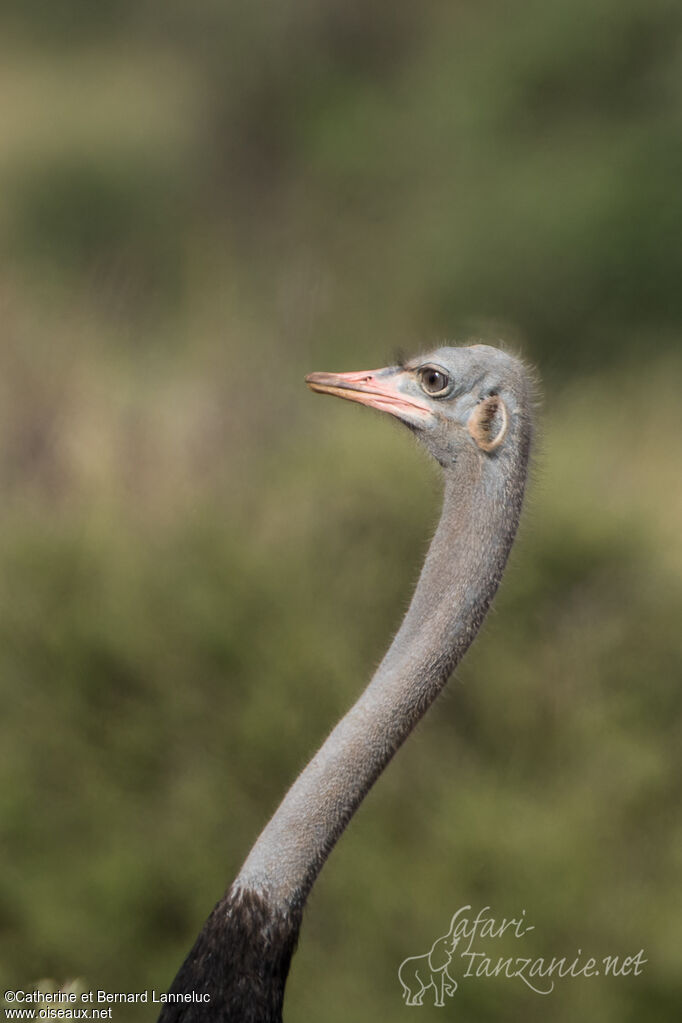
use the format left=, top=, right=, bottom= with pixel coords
left=236, top=423, right=531, bottom=909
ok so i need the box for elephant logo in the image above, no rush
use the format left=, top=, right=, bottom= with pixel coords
left=398, top=914, right=460, bottom=1007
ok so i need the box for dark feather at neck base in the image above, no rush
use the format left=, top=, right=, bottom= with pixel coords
left=158, top=887, right=302, bottom=1023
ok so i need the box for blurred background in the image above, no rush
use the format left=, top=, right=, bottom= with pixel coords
left=1, top=1, right=681, bottom=1020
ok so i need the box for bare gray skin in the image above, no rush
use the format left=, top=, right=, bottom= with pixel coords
left=235, top=344, right=534, bottom=909
left=159, top=344, right=534, bottom=1023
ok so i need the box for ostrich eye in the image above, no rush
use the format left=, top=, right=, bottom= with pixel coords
left=418, top=366, right=451, bottom=396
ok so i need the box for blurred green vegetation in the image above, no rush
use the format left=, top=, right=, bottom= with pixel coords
left=0, top=1, right=681, bottom=1020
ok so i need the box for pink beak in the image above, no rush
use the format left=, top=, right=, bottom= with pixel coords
left=305, top=367, right=433, bottom=426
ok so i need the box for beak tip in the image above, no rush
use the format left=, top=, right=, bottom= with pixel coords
left=305, top=371, right=331, bottom=394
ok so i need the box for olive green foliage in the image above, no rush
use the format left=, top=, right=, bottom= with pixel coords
left=0, top=2, right=680, bottom=1020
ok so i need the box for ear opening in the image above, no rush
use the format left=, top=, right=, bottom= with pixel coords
left=468, top=395, right=508, bottom=452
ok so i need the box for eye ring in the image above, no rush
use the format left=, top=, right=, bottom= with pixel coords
left=417, top=365, right=452, bottom=397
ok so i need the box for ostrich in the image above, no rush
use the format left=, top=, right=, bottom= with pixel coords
left=159, top=343, right=534, bottom=1022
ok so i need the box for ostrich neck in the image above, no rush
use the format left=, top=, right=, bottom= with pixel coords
left=236, top=433, right=530, bottom=909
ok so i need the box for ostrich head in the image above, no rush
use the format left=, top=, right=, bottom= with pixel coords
left=306, top=344, right=530, bottom=470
